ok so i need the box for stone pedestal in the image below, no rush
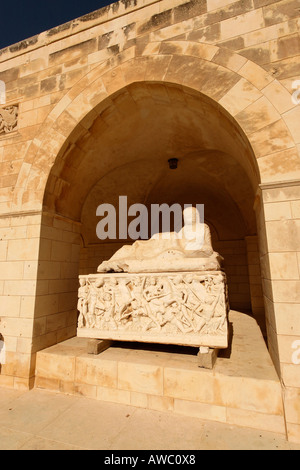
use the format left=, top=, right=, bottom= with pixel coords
left=87, top=339, right=113, bottom=355
left=77, top=271, right=229, bottom=350
left=198, top=347, right=219, bottom=369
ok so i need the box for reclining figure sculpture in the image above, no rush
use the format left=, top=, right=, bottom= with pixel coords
left=78, top=207, right=229, bottom=352
left=97, top=207, right=222, bottom=274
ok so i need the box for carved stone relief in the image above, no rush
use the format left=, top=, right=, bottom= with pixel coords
left=77, top=271, right=229, bottom=348
left=78, top=208, right=229, bottom=349
left=0, top=105, right=18, bottom=135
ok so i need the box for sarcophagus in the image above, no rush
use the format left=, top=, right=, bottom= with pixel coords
left=77, top=271, right=229, bottom=349
left=78, top=207, right=229, bottom=350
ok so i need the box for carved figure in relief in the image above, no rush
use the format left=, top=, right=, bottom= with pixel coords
left=142, top=277, right=171, bottom=331
left=79, top=272, right=227, bottom=336
left=159, top=300, right=191, bottom=333
left=98, top=207, right=222, bottom=273
left=165, top=276, right=195, bottom=332
left=77, top=278, right=88, bottom=328
left=0, top=106, right=18, bottom=135
left=78, top=202, right=228, bottom=350
left=86, top=279, right=100, bottom=327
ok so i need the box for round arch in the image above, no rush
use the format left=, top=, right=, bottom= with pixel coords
left=14, top=40, right=299, bottom=213
left=17, top=40, right=300, bottom=362
left=7, top=40, right=299, bottom=440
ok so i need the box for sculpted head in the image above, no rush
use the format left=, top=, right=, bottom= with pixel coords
left=183, top=207, right=200, bottom=226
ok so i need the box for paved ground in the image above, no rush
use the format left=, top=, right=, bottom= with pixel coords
left=0, top=387, right=299, bottom=450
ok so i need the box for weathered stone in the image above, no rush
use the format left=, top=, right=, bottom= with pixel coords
left=87, top=339, right=113, bottom=355
left=173, top=0, right=207, bottom=22
left=263, top=0, right=300, bottom=26
left=0, top=106, right=18, bottom=135
left=0, top=67, right=20, bottom=84
left=47, top=22, right=73, bottom=38
left=138, top=10, right=173, bottom=35
left=204, top=0, right=254, bottom=27
left=40, top=76, right=57, bottom=94
left=239, top=44, right=271, bottom=65
left=198, top=347, right=219, bottom=369
left=0, top=0, right=299, bottom=445
left=49, top=39, right=97, bottom=65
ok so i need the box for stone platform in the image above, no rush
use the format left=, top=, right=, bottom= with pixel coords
left=35, top=311, right=286, bottom=436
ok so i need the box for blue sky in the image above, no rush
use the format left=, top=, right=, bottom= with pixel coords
left=0, top=0, right=114, bottom=49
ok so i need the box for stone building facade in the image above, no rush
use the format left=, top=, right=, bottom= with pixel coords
left=0, top=0, right=299, bottom=442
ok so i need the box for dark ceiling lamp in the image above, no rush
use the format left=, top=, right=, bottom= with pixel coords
left=168, top=158, right=178, bottom=170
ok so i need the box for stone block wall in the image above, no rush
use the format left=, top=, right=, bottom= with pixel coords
left=0, top=0, right=299, bottom=441
left=259, top=182, right=300, bottom=443
left=32, top=213, right=81, bottom=354
left=0, top=0, right=299, bottom=122
left=0, top=211, right=81, bottom=389
left=0, top=213, right=41, bottom=389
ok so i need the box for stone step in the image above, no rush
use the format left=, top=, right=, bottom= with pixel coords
left=34, top=310, right=286, bottom=436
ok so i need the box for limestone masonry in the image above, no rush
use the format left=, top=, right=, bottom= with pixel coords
left=0, top=0, right=299, bottom=444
